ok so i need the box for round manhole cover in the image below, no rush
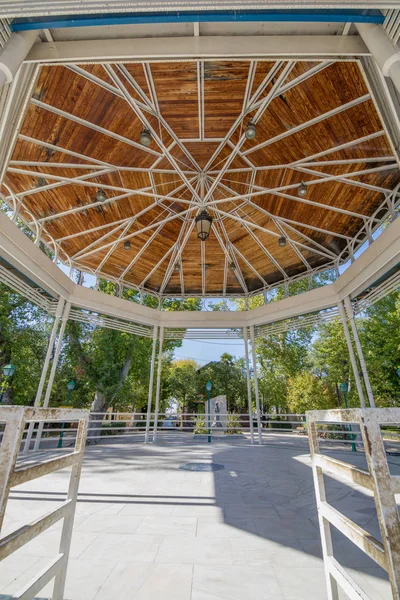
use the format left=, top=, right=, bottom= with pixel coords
left=179, top=462, right=225, bottom=472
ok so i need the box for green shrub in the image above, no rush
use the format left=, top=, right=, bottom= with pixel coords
left=226, top=413, right=242, bottom=435
left=194, top=417, right=208, bottom=435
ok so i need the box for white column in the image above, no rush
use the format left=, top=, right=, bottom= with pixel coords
left=338, top=301, right=366, bottom=409
left=344, top=296, right=375, bottom=408
left=153, top=326, right=164, bottom=443
left=23, top=297, right=65, bottom=452
left=357, top=23, right=400, bottom=95
left=144, top=325, right=158, bottom=443
left=0, top=31, right=37, bottom=89
left=249, top=324, right=262, bottom=445
left=243, top=326, right=254, bottom=445
left=34, top=301, right=71, bottom=451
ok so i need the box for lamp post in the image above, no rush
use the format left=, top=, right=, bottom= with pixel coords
left=58, top=380, right=75, bottom=448
left=206, top=380, right=212, bottom=444
left=339, top=382, right=356, bottom=452
left=0, top=363, right=16, bottom=402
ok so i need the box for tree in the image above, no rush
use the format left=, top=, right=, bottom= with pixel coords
left=165, top=359, right=199, bottom=413
left=287, top=371, right=336, bottom=414
left=196, top=354, right=248, bottom=412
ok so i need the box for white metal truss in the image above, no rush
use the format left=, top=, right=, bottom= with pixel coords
left=1, top=54, right=400, bottom=302
left=353, top=266, right=400, bottom=314
left=254, top=307, right=340, bottom=338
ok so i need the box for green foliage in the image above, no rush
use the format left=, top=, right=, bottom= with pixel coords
left=194, top=417, right=208, bottom=434
left=226, top=413, right=242, bottom=434
left=196, top=353, right=248, bottom=412
left=287, top=371, right=337, bottom=414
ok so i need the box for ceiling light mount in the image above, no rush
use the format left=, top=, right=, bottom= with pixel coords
left=174, top=262, right=180, bottom=272
left=298, top=181, right=308, bottom=197
left=245, top=120, right=256, bottom=141
left=140, top=128, right=152, bottom=147
left=279, top=236, right=287, bottom=247
left=195, top=210, right=213, bottom=241
left=124, top=240, right=131, bottom=250
left=96, top=189, right=106, bottom=203
left=229, top=262, right=236, bottom=271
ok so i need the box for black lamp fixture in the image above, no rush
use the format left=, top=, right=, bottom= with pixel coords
left=245, top=120, right=256, bottom=140
left=96, top=189, right=107, bottom=203
left=278, top=236, right=287, bottom=247
left=229, top=262, right=236, bottom=271
left=298, top=181, right=308, bottom=197
left=124, top=240, right=131, bottom=250
left=195, top=210, right=213, bottom=241
left=140, top=128, right=152, bottom=146
left=174, top=262, right=180, bottom=272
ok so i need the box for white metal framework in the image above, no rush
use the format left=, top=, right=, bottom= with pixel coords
left=0, top=406, right=88, bottom=600
left=1, top=47, right=399, bottom=300
left=307, top=408, right=400, bottom=600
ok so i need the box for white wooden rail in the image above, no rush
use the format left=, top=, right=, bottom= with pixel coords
left=0, top=406, right=88, bottom=600
left=306, top=408, right=400, bottom=600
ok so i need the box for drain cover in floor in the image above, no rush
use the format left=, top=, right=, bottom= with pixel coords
left=179, top=462, right=225, bottom=472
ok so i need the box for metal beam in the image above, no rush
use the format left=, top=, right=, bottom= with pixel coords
left=26, top=36, right=370, bottom=65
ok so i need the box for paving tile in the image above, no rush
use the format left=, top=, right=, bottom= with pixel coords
left=192, top=565, right=283, bottom=600
left=40, top=558, right=117, bottom=600
left=16, top=530, right=98, bottom=559
left=94, top=562, right=192, bottom=600
left=196, top=517, right=257, bottom=538
left=75, top=513, right=143, bottom=534
left=80, top=533, right=163, bottom=562
left=155, top=536, right=233, bottom=566
left=0, top=555, right=43, bottom=593
left=135, top=516, right=197, bottom=537
left=118, top=503, right=174, bottom=516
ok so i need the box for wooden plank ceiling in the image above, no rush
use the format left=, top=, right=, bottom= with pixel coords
left=3, top=59, right=400, bottom=297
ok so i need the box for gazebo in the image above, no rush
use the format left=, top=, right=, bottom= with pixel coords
left=1, top=5, right=400, bottom=600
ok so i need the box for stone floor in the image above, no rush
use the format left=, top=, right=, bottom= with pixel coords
left=0, top=434, right=397, bottom=599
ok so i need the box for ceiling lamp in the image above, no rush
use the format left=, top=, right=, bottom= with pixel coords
left=124, top=240, right=131, bottom=250
left=245, top=120, right=256, bottom=140
left=298, top=181, right=308, bottom=197
left=96, top=189, right=106, bottom=203
left=279, top=236, right=287, bottom=247
left=174, top=262, right=180, bottom=272
left=195, top=210, right=213, bottom=241
left=140, top=129, right=152, bottom=146
left=229, top=262, right=236, bottom=271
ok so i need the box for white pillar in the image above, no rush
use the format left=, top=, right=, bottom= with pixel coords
left=144, top=325, right=158, bottom=443
left=338, top=301, right=366, bottom=409
left=153, top=326, right=164, bottom=443
left=23, top=297, right=65, bottom=452
left=249, top=324, right=262, bottom=445
left=357, top=23, right=400, bottom=95
left=34, top=301, right=71, bottom=451
left=0, top=31, right=37, bottom=89
left=243, top=326, right=254, bottom=445
left=344, top=296, right=375, bottom=408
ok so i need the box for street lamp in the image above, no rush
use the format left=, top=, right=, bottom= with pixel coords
left=0, top=363, right=16, bottom=402
left=67, top=380, right=76, bottom=403
left=339, top=381, right=356, bottom=452
left=206, top=380, right=212, bottom=444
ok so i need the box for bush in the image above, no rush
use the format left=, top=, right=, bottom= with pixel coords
left=194, top=417, right=208, bottom=435
left=270, top=417, right=292, bottom=430
left=226, top=413, right=242, bottom=435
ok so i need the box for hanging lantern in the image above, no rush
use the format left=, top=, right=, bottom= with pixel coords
left=195, top=210, right=213, bottom=241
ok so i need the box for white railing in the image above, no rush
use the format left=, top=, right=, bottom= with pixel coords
left=25, top=409, right=400, bottom=450
left=307, top=408, right=400, bottom=599
left=0, top=406, right=88, bottom=600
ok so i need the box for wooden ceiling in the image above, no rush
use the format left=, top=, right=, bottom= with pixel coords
left=2, top=58, right=400, bottom=297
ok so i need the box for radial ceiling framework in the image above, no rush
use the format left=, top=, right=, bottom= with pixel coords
left=1, top=58, right=400, bottom=299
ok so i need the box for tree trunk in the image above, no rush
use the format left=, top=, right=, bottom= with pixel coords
left=87, top=390, right=108, bottom=444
